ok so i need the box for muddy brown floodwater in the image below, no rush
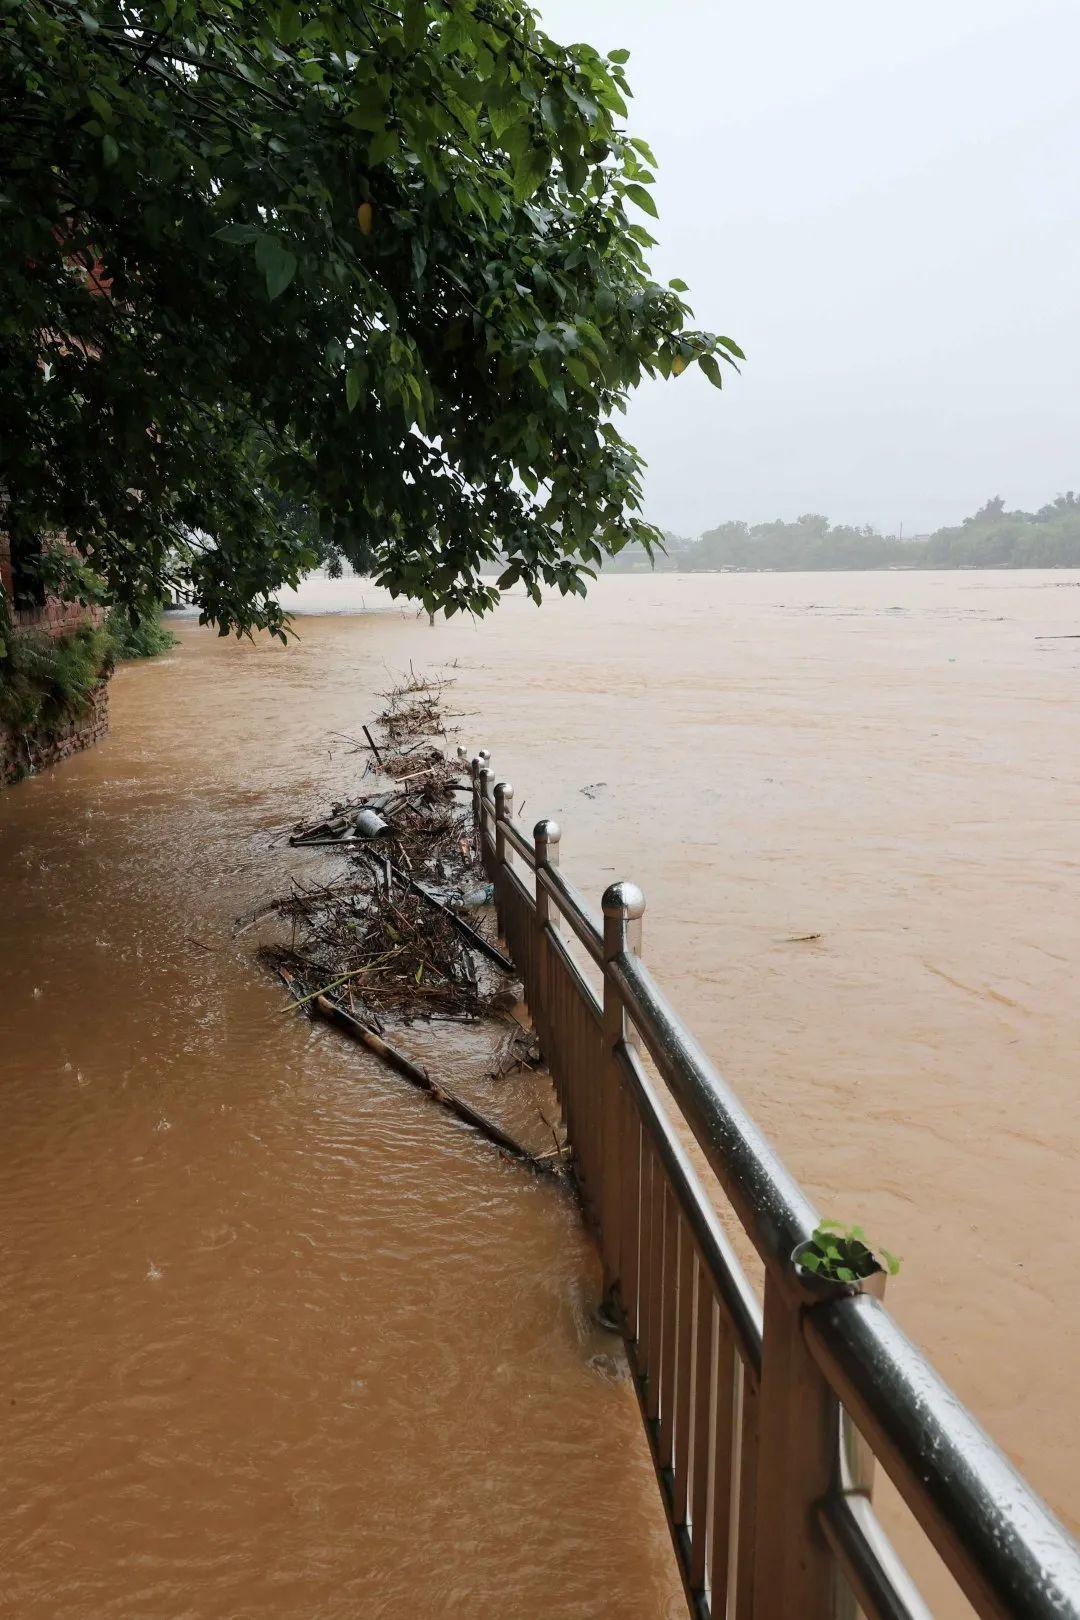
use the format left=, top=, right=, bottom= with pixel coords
left=2, top=570, right=1078, bottom=1618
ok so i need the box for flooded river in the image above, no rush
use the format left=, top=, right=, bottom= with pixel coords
left=2, top=570, right=1077, bottom=1616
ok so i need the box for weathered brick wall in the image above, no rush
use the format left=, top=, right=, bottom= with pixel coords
left=1, top=535, right=111, bottom=785
left=1, top=680, right=110, bottom=786
left=12, top=590, right=99, bottom=637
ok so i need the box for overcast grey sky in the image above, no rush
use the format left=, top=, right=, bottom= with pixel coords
left=537, top=0, right=1080, bottom=537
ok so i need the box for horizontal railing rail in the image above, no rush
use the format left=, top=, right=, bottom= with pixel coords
left=472, top=758, right=1080, bottom=1620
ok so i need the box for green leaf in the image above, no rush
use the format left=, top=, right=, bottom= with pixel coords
left=214, top=223, right=259, bottom=244
left=347, top=82, right=388, bottom=133
left=562, top=147, right=587, bottom=194
left=366, top=129, right=398, bottom=166
left=668, top=277, right=689, bottom=292
left=699, top=354, right=723, bottom=389
left=623, top=182, right=658, bottom=218
left=276, top=3, right=301, bottom=45
left=608, top=48, right=631, bottom=64
left=512, top=146, right=550, bottom=203
left=255, top=237, right=298, bottom=300
left=630, top=136, right=658, bottom=165
left=266, top=251, right=297, bottom=299
left=402, top=0, right=426, bottom=51
left=346, top=366, right=363, bottom=412
left=101, top=133, right=119, bottom=168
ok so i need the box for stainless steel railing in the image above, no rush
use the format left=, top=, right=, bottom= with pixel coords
left=472, top=757, right=1080, bottom=1620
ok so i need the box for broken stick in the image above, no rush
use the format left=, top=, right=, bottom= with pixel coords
left=383, top=859, right=514, bottom=974
left=311, top=991, right=555, bottom=1175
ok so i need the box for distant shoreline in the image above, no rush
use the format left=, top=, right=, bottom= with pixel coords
left=595, top=562, right=1080, bottom=575
left=593, top=496, right=1080, bottom=575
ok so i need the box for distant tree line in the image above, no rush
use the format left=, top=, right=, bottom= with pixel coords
left=602, top=494, right=1080, bottom=572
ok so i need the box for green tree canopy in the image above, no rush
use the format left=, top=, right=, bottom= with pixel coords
left=1, top=0, right=740, bottom=635
left=652, top=493, right=1080, bottom=573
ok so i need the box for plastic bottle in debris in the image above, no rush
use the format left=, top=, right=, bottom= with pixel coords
left=460, top=882, right=495, bottom=907
left=353, top=809, right=390, bottom=838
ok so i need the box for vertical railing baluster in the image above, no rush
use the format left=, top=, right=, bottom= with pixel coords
left=689, top=1261, right=714, bottom=1594
left=637, top=1149, right=657, bottom=1395
left=709, top=1319, right=737, bottom=1615
left=645, top=1149, right=666, bottom=1425
left=733, top=1364, right=759, bottom=1620
left=619, top=1103, right=642, bottom=1343
left=659, top=1188, right=679, bottom=1472
left=673, top=1220, right=695, bottom=1529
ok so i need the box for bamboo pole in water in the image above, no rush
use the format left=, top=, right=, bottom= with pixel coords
left=306, top=988, right=558, bottom=1177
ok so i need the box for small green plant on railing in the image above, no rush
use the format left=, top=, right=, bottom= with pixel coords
left=798, top=1220, right=901, bottom=1284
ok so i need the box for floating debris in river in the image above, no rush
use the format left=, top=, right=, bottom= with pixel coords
left=252, top=669, right=560, bottom=1176
left=259, top=670, right=515, bottom=1027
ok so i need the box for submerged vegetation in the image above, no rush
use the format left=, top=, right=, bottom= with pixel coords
left=604, top=493, right=1080, bottom=572
left=0, top=608, right=114, bottom=734
left=103, top=604, right=178, bottom=661
left=0, top=593, right=175, bottom=742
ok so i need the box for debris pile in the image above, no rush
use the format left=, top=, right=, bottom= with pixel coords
left=263, top=669, right=507, bottom=1029
left=250, top=669, right=561, bottom=1172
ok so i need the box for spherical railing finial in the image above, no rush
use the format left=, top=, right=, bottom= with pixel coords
left=494, top=780, right=513, bottom=814
left=533, top=816, right=561, bottom=847
left=602, top=879, right=646, bottom=921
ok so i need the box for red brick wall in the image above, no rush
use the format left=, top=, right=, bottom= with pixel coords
left=1, top=680, right=109, bottom=786
left=1, top=535, right=111, bottom=785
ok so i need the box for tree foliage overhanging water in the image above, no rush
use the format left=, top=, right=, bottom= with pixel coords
left=1, top=0, right=739, bottom=636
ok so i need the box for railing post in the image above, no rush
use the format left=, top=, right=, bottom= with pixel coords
left=602, top=881, right=644, bottom=1040
left=600, top=881, right=645, bottom=1319
left=470, top=755, right=483, bottom=839
left=752, top=1272, right=841, bottom=1620
left=531, top=818, right=561, bottom=1068
left=830, top=1320, right=886, bottom=1620
left=478, top=762, right=495, bottom=877
left=533, top=817, right=560, bottom=930
left=493, top=781, right=512, bottom=934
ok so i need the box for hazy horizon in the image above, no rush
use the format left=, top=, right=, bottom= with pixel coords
left=537, top=0, right=1080, bottom=538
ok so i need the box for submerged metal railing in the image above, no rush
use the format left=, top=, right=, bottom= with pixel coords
left=471, top=755, right=1080, bottom=1620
